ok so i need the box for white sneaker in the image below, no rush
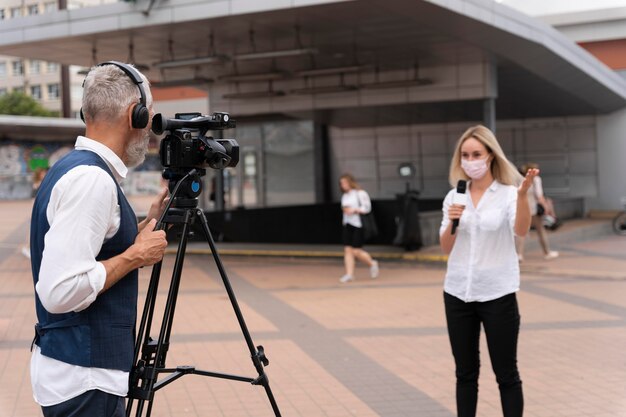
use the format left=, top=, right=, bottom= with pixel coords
left=21, top=246, right=31, bottom=259
left=544, top=251, right=559, bottom=260
left=370, top=261, right=379, bottom=279
left=339, top=274, right=354, bottom=283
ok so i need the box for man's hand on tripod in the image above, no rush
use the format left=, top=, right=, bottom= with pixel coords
left=133, top=219, right=168, bottom=267
left=100, top=219, right=167, bottom=294
left=139, top=187, right=170, bottom=232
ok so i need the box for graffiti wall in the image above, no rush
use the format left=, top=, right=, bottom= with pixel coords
left=0, top=142, right=71, bottom=199
left=0, top=141, right=162, bottom=199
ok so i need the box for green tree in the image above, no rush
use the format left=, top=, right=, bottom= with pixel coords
left=0, top=91, right=59, bottom=117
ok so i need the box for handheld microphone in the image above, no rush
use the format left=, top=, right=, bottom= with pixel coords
left=451, top=180, right=467, bottom=235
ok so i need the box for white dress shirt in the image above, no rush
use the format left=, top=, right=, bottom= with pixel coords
left=341, top=189, right=371, bottom=227
left=439, top=180, right=520, bottom=302
left=31, top=136, right=131, bottom=406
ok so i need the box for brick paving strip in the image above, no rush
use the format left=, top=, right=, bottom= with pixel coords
left=187, top=256, right=455, bottom=417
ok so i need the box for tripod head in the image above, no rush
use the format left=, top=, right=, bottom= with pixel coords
left=162, top=167, right=206, bottom=209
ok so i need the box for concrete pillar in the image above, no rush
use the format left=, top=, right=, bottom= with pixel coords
left=483, top=97, right=496, bottom=132
left=313, top=123, right=332, bottom=203
left=483, top=58, right=498, bottom=132
left=58, top=0, right=71, bottom=118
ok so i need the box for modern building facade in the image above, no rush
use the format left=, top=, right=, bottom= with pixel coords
left=0, top=0, right=72, bottom=115
left=0, top=0, right=625, bottom=217
left=539, top=6, right=626, bottom=212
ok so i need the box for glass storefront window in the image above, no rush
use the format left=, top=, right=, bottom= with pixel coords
left=262, top=121, right=314, bottom=206
left=226, top=120, right=315, bottom=209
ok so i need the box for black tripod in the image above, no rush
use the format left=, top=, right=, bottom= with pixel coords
left=126, top=169, right=282, bottom=417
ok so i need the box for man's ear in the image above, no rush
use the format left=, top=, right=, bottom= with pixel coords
left=127, top=104, right=136, bottom=130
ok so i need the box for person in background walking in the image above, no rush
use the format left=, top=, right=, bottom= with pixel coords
left=439, top=125, right=538, bottom=417
left=516, top=162, right=559, bottom=261
left=339, top=173, right=379, bottom=283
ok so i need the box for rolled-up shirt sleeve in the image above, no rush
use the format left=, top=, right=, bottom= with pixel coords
left=36, top=165, right=120, bottom=314
left=439, top=190, right=453, bottom=237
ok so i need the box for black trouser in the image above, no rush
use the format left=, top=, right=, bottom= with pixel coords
left=444, top=292, right=523, bottom=417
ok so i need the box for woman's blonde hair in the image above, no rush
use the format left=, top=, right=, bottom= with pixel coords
left=339, top=173, right=361, bottom=191
left=449, top=125, right=523, bottom=187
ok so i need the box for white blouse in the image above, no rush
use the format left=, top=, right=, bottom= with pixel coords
left=439, top=181, right=521, bottom=302
left=341, top=189, right=371, bottom=228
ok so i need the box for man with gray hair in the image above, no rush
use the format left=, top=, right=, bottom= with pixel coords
left=29, top=61, right=168, bottom=417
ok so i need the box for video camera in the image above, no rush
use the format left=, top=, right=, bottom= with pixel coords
left=152, top=112, right=239, bottom=171
left=152, top=112, right=239, bottom=205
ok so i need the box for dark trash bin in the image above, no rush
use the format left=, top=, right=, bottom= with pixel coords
left=393, top=188, right=422, bottom=251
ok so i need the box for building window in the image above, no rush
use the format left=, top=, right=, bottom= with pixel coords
left=27, top=4, right=38, bottom=15
left=30, top=85, right=42, bottom=100
left=13, top=86, right=25, bottom=94
left=48, top=83, right=60, bottom=100
left=44, top=2, right=56, bottom=13
left=0, top=62, right=6, bottom=77
left=0, top=88, right=7, bottom=96
left=0, top=9, right=5, bottom=20
left=10, top=7, right=21, bottom=17
left=30, top=60, right=41, bottom=75
left=46, top=62, right=59, bottom=73
left=12, top=61, right=23, bottom=76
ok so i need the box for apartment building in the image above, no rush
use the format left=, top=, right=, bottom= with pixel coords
left=0, top=0, right=113, bottom=116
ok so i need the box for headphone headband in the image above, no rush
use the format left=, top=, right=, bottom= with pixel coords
left=81, top=61, right=150, bottom=129
left=97, top=61, right=147, bottom=108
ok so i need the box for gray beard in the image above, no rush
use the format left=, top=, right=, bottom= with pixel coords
left=125, top=132, right=150, bottom=168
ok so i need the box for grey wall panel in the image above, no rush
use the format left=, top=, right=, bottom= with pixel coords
left=568, top=175, right=597, bottom=197
left=524, top=126, right=568, bottom=151
left=420, top=132, right=448, bottom=155
left=330, top=116, right=598, bottom=203
left=569, top=151, right=597, bottom=174
left=567, top=126, right=596, bottom=150
left=342, top=137, right=377, bottom=158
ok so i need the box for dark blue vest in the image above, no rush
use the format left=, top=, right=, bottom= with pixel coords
left=31, top=150, right=138, bottom=372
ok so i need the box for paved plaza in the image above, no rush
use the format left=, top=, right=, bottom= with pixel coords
left=1, top=199, right=625, bottom=417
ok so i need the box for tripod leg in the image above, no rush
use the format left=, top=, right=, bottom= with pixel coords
left=127, top=250, right=164, bottom=416
left=195, top=209, right=282, bottom=417
left=128, top=210, right=194, bottom=417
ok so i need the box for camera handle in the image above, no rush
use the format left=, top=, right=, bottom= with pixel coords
left=126, top=206, right=282, bottom=417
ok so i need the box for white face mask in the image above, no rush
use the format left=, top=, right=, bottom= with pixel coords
left=461, top=157, right=490, bottom=180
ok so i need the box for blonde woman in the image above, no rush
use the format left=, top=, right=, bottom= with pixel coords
left=439, top=125, right=538, bottom=417
left=339, top=173, right=379, bottom=283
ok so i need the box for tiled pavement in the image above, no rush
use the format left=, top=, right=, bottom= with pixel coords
left=1, top=198, right=626, bottom=417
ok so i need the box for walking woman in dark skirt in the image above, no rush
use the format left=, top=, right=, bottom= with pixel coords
left=338, top=173, right=379, bottom=283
